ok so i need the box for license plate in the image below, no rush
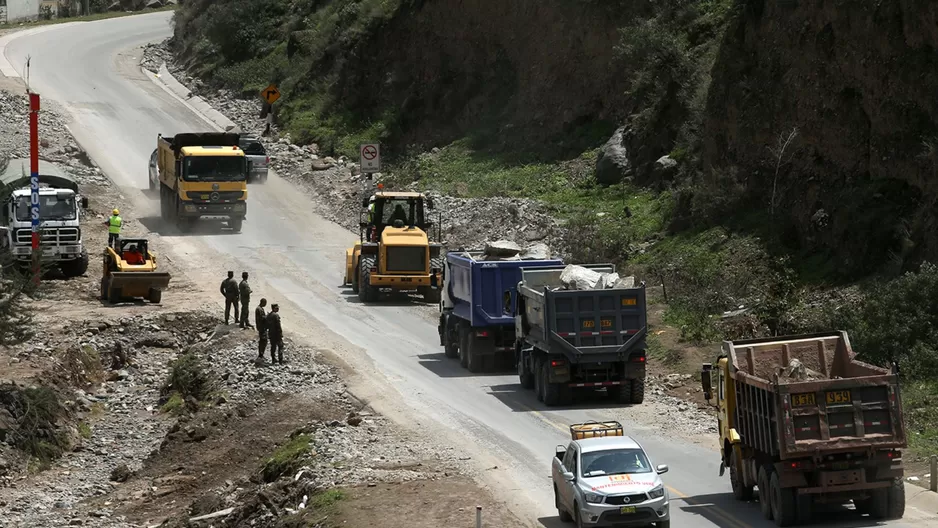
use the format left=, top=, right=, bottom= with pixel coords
left=601, top=319, right=612, bottom=328
left=832, top=461, right=849, bottom=470
left=826, top=390, right=851, bottom=404
left=622, top=298, right=637, bottom=306
left=620, top=506, right=636, bottom=514
left=583, top=320, right=595, bottom=328
left=791, top=393, right=816, bottom=406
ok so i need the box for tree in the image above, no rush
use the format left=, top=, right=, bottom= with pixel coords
left=768, top=127, right=799, bottom=217
left=0, top=151, right=38, bottom=345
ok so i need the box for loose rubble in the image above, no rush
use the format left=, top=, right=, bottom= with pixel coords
left=140, top=40, right=564, bottom=255
left=0, top=91, right=109, bottom=186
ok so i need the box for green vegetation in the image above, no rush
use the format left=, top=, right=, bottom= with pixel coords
left=77, top=421, right=92, bottom=440
left=159, top=352, right=218, bottom=415
left=262, top=432, right=312, bottom=483
left=3, top=4, right=175, bottom=27
left=0, top=386, right=70, bottom=469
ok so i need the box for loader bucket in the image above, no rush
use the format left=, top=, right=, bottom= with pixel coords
left=108, top=271, right=172, bottom=298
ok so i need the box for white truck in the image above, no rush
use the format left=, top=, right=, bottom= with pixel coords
left=0, top=159, right=90, bottom=277
left=552, top=421, right=671, bottom=527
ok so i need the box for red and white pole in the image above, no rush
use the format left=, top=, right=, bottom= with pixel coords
left=29, top=91, right=40, bottom=286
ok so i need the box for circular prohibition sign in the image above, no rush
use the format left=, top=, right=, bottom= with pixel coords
left=362, top=145, right=378, bottom=160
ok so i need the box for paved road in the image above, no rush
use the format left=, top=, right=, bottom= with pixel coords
left=4, top=12, right=937, bottom=528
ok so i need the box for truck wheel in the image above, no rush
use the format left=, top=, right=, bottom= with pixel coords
left=100, top=277, right=108, bottom=301
left=229, top=216, right=243, bottom=233
left=358, top=256, right=379, bottom=303
left=466, top=333, right=482, bottom=373
left=420, top=286, right=441, bottom=304
left=554, top=485, right=572, bottom=522
left=609, top=380, right=632, bottom=404
left=795, top=493, right=812, bottom=523
left=758, top=466, right=772, bottom=520
left=534, top=358, right=544, bottom=402
left=351, top=265, right=360, bottom=294
left=148, top=288, right=162, bottom=304
left=630, top=377, right=646, bottom=404
left=730, top=450, right=754, bottom=501
left=769, top=471, right=795, bottom=526
left=518, top=353, right=535, bottom=389
left=870, top=478, right=905, bottom=520
left=543, top=364, right=562, bottom=406
left=443, top=318, right=459, bottom=359
left=60, top=249, right=90, bottom=277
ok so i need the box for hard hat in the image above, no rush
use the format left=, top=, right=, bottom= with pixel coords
left=112, top=208, right=119, bottom=215
left=369, top=195, right=375, bottom=202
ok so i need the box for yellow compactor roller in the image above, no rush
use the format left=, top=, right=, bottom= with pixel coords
left=100, top=238, right=171, bottom=304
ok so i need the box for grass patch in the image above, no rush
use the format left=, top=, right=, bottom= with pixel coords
left=310, top=488, right=345, bottom=508
left=0, top=385, right=70, bottom=469
left=160, top=393, right=186, bottom=416
left=159, top=351, right=218, bottom=415
left=903, top=380, right=938, bottom=462
left=77, top=421, right=92, bottom=439
left=262, top=432, right=312, bottom=483
left=646, top=334, right=683, bottom=367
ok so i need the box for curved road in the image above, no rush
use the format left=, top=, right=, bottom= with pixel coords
left=3, top=12, right=936, bottom=528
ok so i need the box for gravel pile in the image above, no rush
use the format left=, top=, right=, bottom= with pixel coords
left=140, top=40, right=566, bottom=256
left=0, top=91, right=109, bottom=186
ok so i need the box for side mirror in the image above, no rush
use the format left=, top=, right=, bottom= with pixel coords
left=555, top=445, right=566, bottom=460
left=656, top=464, right=669, bottom=475
left=701, top=363, right=713, bottom=401
left=80, top=197, right=89, bottom=209
left=562, top=471, right=576, bottom=482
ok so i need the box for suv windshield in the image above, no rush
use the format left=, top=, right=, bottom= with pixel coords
left=239, top=139, right=266, bottom=156
left=581, top=449, right=652, bottom=478
left=184, top=156, right=245, bottom=182
left=15, top=195, right=77, bottom=222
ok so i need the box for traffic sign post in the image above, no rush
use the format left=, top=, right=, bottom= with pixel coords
left=259, top=83, right=281, bottom=105
left=360, top=143, right=381, bottom=174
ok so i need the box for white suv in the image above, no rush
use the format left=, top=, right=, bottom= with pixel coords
left=552, top=422, right=670, bottom=527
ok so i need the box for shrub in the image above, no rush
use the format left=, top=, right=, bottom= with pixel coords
left=262, top=432, right=312, bottom=482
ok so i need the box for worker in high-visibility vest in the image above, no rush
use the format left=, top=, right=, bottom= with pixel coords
left=105, top=208, right=122, bottom=250
left=366, top=196, right=377, bottom=241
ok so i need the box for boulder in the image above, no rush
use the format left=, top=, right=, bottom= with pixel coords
left=595, top=126, right=632, bottom=185
left=483, top=240, right=522, bottom=258
left=521, top=242, right=550, bottom=260
left=560, top=265, right=603, bottom=290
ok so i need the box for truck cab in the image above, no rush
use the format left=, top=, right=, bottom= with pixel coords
left=0, top=159, right=90, bottom=277
left=552, top=421, right=670, bottom=527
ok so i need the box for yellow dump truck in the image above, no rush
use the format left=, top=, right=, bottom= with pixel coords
left=701, top=332, right=906, bottom=526
left=343, top=191, right=444, bottom=303
left=152, top=132, right=247, bottom=232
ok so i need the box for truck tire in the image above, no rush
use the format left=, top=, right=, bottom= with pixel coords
left=609, top=380, right=632, bottom=404
left=466, top=332, right=482, bottom=373
left=60, top=249, right=90, bottom=277
left=148, top=288, right=162, bottom=304
left=630, top=377, right=646, bottom=404
left=518, top=352, right=535, bottom=389
left=443, top=317, right=459, bottom=359
left=555, top=485, right=572, bottom=522
left=229, top=216, right=243, bottom=233
left=730, top=450, right=754, bottom=501
left=534, top=358, right=545, bottom=402
left=542, top=362, right=562, bottom=406
left=358, top=256, right=379, bottom=303
left=769, top=471, right=796, bottom=526
left=420, top=286, right=441, bottom=304
left=351, top=264, right=360, bottom=293
left=758, top=466, right=772, bottom=520
left=870, top=478, right=905, bottom=520
left=795, top=493, right=812, bottom=523
left=100, top=277, right=108, bottom=301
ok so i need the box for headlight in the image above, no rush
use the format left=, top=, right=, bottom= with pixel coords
left=648, top=485, right=665, bottom=499
left=584, top=492, right=604, bottom=504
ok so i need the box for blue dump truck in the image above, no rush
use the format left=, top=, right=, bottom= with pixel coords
left=438, top=251, right=564, bottom=373
left=514, top=264, right=648, bottom=406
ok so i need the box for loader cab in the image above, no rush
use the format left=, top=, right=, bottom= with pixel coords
left=119, top=239, right=150, bottom=264
left=359, top=193, right=434, bottom=242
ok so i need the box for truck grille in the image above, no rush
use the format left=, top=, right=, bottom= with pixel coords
left=186, top=191, right=245, bottom=203
left=16, top=227, right=80, bottom=245
left=605, top=493, right=648, bottom=505
left=385, top=247, right=426, bottom=272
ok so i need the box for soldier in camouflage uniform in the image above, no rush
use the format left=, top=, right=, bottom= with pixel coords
left=266, top=303, right=284, bottom=364
left=219, top=271, right=239, bottom=325
left=239, top=272, right=253, bottom=329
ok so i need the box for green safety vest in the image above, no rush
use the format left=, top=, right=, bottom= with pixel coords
left=367, top=202, right=375, bottom=222
left=108, top=215, right=122, bottom=234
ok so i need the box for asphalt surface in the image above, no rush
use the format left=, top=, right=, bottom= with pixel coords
left=3, top=12, right=937, bottom=528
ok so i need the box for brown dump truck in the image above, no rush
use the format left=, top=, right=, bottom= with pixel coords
left=701, top=331, right=906, bottom=526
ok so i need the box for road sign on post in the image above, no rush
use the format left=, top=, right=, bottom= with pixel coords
left=29, top=91, right=40, bottom=286
left=260, top=83, right=281, bottom=105
left=360, top=143, right=380, bottom=174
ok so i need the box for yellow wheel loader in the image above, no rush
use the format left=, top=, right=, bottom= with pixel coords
left=100, top=238, right=172, bottom=304
left=343, top=191, right=444, bottom=304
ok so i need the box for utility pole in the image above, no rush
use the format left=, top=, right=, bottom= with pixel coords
left=25, top=57, right=40, bottom=287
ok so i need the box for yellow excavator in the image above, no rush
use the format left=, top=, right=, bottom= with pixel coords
left=100, top=238, right=171, bottom=304
left=344, top=190, right=444, bottom=303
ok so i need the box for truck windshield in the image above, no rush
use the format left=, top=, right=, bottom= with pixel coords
left=581, top=449, right=652, bottom=477
left=15, top=195, right=77, bottom=221
left=184, top=156, right=245, bottom=182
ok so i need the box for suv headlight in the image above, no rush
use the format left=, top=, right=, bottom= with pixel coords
left=584, top=492, right=604, bottom=504
left=648, top=485, right=665, bottom=499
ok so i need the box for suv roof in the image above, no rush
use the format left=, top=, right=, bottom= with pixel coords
left=575, top=435, right=642, bottom=454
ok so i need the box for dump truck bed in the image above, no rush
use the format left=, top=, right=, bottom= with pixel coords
left=517, top=265, right=647, bottom=363
left=446, top=251, right=563, bottom=327
left=726, top=332, right=906, bottom=460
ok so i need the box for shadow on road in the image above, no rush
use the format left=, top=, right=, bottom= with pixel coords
left=416, top=352, right=510, bottom=378
left=487, top=382, right=638, bottom=412
left=137, top=216, right=241, bottom=237
left=339, top=286, right=438, bottom=307
left=678, top=492, right=890, bottom=528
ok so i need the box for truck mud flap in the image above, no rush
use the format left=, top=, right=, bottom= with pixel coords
left=108, top=271, right=172, bottom=290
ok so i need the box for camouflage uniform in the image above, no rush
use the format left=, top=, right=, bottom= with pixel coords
left=220, top=273, right=239, bottom=325
left=266, top=307, right=284, bottom=364
left=255, top=302, right=268, bottom=357
left=239, top=276, right=253, bottom=328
